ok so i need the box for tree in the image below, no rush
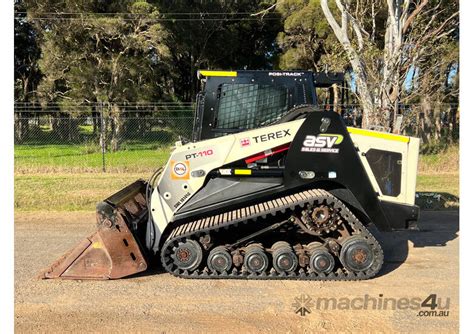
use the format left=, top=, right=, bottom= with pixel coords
left=276, top=0, right=343, bottom=72
left=14, top=0, right=42, bottom=141
left=401, top=0, right=459, bottom=143
left=26, top=0, right=172, bottom=149
left=156, top=0, right=283, bottom=101
left=319, top=0, right=458, bottom=131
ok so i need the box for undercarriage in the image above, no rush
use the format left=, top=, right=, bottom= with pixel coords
left=161, top=189, right=384, bottom=280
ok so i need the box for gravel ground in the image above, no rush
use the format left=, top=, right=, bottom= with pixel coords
left=15, top=210, right=459, bottom=333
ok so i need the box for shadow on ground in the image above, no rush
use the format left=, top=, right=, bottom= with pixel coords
left=373, top=209, right=459, bottom=276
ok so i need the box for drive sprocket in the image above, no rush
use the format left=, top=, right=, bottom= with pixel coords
left=300, top=203, right=342, bottom=236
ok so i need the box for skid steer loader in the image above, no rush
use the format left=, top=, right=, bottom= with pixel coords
left=40, top=70, right=420, bottom=281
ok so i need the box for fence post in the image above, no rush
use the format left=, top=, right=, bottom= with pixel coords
left=100, top=102, right=106, bottom=172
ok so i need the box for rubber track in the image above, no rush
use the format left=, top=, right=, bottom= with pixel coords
left=161, top=189, right=384, bottom=281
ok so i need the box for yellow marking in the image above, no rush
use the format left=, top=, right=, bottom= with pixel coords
left=321, top=133, right=344, bottom=144
left=347, top=127, right=410, bottom=143
left=198, top=70, right=237, bottom=77
left=234, top=169, right=252, bottom=175
left=92, top=241, right=103, bottom=249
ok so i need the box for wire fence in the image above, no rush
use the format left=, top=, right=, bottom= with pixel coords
left=14, top=102, right=459, bottom=174
left=14, top=102, right=195, bottom=173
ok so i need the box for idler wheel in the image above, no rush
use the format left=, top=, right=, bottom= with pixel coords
left=340, top=236, right=374, bottom=272
left=172, top=239, right=203, bottom=271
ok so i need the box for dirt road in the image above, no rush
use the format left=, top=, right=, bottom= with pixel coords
left=15, top=210, right=459, bottom=333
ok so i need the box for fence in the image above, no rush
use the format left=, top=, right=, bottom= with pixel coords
left=14, top=102, right=195, bottom=173
left=14, top=102, right=458, bottom=174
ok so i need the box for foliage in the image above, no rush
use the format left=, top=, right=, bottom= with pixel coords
left=156, top=0, right=282, bottom=101
left=276, top=0, right=345, bottom=71
left=15, top=0, right=459, bottom=145
left=14, top=0, right=42, bottom=102
left=316, top=0, right=459, bottom=132
left=27, top=1, right=170, bottom=104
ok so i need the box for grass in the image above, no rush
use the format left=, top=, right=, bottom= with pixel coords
left=14, top=144, right=459, bottom=212
left=418, top=144, right=459, bottom=174
left=14, top=122, right=187, bottom=173
left=416, top=145, right=459, bottom=201
left=416, top=174, right=459, bottom=197
left=16, top=140, right=459, bottom=174
left=14, top=144, right=172, bottom=173
left=15, top=173, right=146, bottom=212
left=14, top=172, right=459, bottom=212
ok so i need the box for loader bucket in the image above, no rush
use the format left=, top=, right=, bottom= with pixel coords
left=39, top=180, right=150, bottom=280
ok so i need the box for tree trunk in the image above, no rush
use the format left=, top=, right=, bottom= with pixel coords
left=14, top=112, right=30, bottom=143
left=420, top=97, right=432, bottom=144
left=109, top=104, right=122, bottom=152
left=332, top=84, right=340, bottom=114
left=92, top=103, right=100, bottom=137
left=433, top=102, right=442, bottom=141
left=321, top=0, right=376, bottom=128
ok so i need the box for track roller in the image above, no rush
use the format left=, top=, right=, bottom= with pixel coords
left=207, top=246, right=232, bottom=273
left=161, top=188, right=384, bottom=280
left=243, top=244, right=269, bottom=274
left=271, top=241, right=298, bottom=274
left=307, top=242, right=335, bottom=274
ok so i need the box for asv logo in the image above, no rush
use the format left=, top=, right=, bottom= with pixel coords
left=301, top=134, right=344, bottom=153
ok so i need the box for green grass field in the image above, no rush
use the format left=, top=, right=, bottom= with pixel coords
left=14, top=120, right=190, bottom=173
left=416, top=174, right=459, bottom=197
left=14, top=172, right=459, bottom=212
left=14, top=144, right=459, bottom=212
left=15, top=144, right=172, bottom=173
left=15, top=173, right=145, bottom=211
left=417, top=144, right=458, bottom=174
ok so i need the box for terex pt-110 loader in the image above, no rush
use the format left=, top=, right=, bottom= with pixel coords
left=41, top=70, right=420, bottom=281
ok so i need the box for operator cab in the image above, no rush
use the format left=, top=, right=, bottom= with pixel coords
left=192, top=70, right=345, bottom=141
